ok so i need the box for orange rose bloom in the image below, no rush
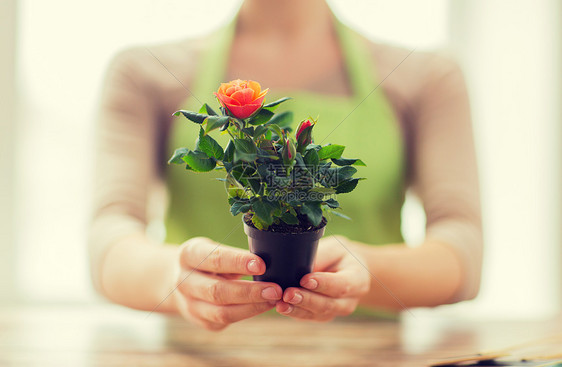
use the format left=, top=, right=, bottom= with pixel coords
left=214, top=79, right=268, bottom=119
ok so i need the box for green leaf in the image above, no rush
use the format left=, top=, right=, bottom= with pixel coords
left=317, top=161, right=332, bottom=174
left=225, top=172, right=245, bottom=190
left=247, top=177, right=262, bottom=195
left=294, top=153, right=308, bottom=170
left=234, top=138, right=258, bottom=162
left=204, top=115, right=230, bottom=133
left=305, top=144, right=322, bottom=153
left=231, top=164, right=250, bottom=185
left=196, top=128, right=224, bottom=160
left=219, top=120, right=230, bottom=131
left=182, top=150, right=216, bottom=172
left=303, top=149, right=319, bottom=167
left=254, top=125, right=268, bottom=138
left=234, top=138, right=257, bottom=153
left=265, top=129, right=273, bottom=140
left=230, top=200, right=251, bottom=216
left=168, top=147, right=190, bottom=164
left=300, top=201, right=323, bottom=226
left=336, top=166, right=357, bottom=182
left=324, top=198, right=339, bottom=208
left=223, top=140, right=235, bottom=162
left=310, top=187, right=336, bottom=195
left=267, top=111, right=293, bottom=129
left=251, top=214, right=267, bottom=230
left=331, top=158, right=366, bottom=166
left=228, top=197, right=246, bottom=205
left=198, top=103, right=218, bottom=116
left=317, top=162, right=335, bottom=187
left=257, top=148, right=279, bottom=160
left=226, top=187, right=246, bottom=201
left=256, top=163, right=276, bottom=183
left=253, top=199, right=274, bottom=226
left=173, top=110, right=208, bottom=124
left=335, top=178, right=363, bottom=194
left=241, top=126, right=255, bottom=137
left=280, top=211, right=299, bottom=225
left=269, top=200, right=282, bottom=217
left=288, top=199, right=301, bottom=207
left=248, top=109, right=274, bottom=125
left=222, top=161, right=233, bottom=173
left=263, top=97, right=292, bottom=110
left=318, top=144, right=345, bottom=160
left=327, top=208, right=351, bottom=220
left=267, top=124, right=284, bottom=139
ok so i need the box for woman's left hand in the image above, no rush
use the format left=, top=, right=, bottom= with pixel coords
left=276, top=235, right=371, bottom=321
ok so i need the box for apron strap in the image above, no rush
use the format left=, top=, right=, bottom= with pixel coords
left=333, top=19, right=380, bottom=100
left=187, top=15, right=384, bottom=108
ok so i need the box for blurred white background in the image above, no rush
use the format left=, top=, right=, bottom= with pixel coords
left=2, top=0, right=560, bottom=318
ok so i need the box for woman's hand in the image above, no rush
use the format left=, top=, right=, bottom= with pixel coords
left=172, top=237, right=282, bottom=331
left=276, top=235, right=371, bottom=321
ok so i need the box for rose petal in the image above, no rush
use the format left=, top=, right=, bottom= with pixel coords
left=218, top=83, right=231, bottom=95
left=225, top=103, right=262, bottom=119
left=256, top=88, right=269, bottom=100
left=226, top=86, right=240, bottom=96
left=248, top=80, right=262, bottom=99
left=251, top=94, right=266, bottom=106
left=230, top=88, right=255, bottom=105
left=215, top=92, right=241, bottom=106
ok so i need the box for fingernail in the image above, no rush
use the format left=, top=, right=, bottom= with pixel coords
left=302, top=278, right=318, bottom=290
left=261, top=287, right=279, bottom=300
left=280, top=304, right=293, bottom=315
left=288, top=292, right=303, bottom=305
left=247, top=259, right=260, bottom=274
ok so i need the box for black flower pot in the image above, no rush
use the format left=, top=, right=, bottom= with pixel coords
left=243, top=216, right=326, bottom=290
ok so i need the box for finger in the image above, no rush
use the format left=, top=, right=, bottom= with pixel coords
left=221, top=273, right=243, bottom=280
left=178, top=271, right=282, bottom=305
left=313, top=239, right=345, bottom=272
left=174, top=290, right=225, bottom=331
left=187, top=298, right=275, bottom=326
left=300, top=270, right=369, bottom=298
left=180, top=237, right=265, bottom=275
left=282, top=287, right=356, bottom=316
left=275, top=301, right=333, bottom=322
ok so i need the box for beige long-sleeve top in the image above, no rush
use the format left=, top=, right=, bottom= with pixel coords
left=90, top=31, right=483, bottom=303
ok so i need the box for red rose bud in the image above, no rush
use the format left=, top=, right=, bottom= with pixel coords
left=282, top=139, right=296, bottom=165
left=296, top=119, right=313, bottom=139
left=296, top=119, right=314, bottom=153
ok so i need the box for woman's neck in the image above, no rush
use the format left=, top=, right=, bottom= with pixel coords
left=237, top=0, right=333, bottom=40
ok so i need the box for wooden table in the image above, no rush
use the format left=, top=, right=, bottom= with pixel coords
left=0, top=304, right=560, bottom=366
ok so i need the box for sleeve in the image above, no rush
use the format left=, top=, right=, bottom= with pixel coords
left=411, top=55, right=483, bottom=302
left=89, top=48, right=160, bottom=293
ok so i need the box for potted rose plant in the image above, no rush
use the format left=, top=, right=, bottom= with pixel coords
left=169, top=79, right=364, bottom=289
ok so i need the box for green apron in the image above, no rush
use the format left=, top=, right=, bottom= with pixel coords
left=165, top=20, right=406, bottom=254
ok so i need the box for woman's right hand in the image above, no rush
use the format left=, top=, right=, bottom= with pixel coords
left=172, top=236, right=282, bottom=331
